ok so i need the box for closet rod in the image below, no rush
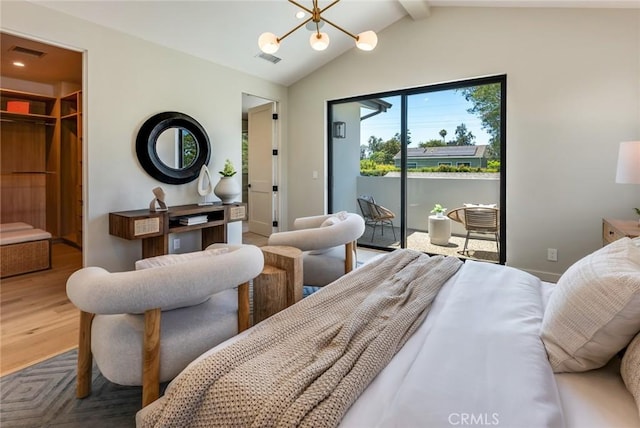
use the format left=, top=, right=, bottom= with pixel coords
left=0, top=118, right=55, bottom=126
left=11, top=171, right=56, bottom=174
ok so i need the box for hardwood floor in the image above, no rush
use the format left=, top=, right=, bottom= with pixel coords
left=0, top=236, right=383, bottom=377
left=0, top=243, right=82, bottom=376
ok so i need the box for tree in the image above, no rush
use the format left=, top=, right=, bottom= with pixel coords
left=453, top=123, right=475, bottom=146
left=360, top=144, right=368, bottom=160
left=367, top=135, right=383, bottom=156
left=458, top=83, right=501, bottom=158
left=439, top=129, right=447, bottom=143
left=419, top=139, right=446, bottom=148
left=369, top=135, right=401, bottom=164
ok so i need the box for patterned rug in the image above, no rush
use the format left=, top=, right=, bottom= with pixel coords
left=0, top=349, right=149, bottom=428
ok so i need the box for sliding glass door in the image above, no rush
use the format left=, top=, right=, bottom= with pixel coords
left=328, top=76, right=506, bottom=264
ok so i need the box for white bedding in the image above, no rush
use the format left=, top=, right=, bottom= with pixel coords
left=341, top=260, right=563, bottom=427
left=137, top=257, right=639, bottom=428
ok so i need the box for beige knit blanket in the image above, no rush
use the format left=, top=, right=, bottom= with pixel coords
left=141, top=249, right=462, bottom=428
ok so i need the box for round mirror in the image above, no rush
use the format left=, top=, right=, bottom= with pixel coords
left=136, top=112, right=210, bottom=184
left=155, top=128, right=200, bottom=169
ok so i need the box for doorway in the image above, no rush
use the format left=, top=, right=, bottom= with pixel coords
left=1, top=32, right=84, bottom=249
left=0, top=32, right=85, bottom=373
left=328, top=75, right=506, bottom=264
left=242, top=93, right=278, bottom=239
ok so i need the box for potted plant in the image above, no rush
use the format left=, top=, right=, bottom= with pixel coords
left=219, top=159, right=237, bottom=178
left=213, top=159, right=240, bottom=204
left=430, top=203, right=447, bottom=218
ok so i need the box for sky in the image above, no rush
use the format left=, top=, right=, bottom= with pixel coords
left=359, top=88, right=491, bottom=148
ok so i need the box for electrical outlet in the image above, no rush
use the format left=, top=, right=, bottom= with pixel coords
left=547, top=248, right=557, bottom=262
left=173, top=238, right=181, bottom=250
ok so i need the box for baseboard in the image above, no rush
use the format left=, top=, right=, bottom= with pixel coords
left=518, top=268, right=561, bottom=284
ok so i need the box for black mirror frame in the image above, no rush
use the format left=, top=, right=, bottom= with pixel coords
left=136, top=111, right=211, bottom=184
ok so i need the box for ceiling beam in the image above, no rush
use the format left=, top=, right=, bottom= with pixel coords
left=398, top=0, right=431, bottom=20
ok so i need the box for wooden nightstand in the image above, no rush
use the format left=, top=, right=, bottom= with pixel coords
left=602, top=218, right=640, bottom=246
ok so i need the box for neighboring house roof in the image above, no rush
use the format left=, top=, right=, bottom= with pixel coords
left=394, top=145, right=487, bottom=160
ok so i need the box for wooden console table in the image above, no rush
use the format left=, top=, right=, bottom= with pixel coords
left=109, top=203, right=247, bottom=258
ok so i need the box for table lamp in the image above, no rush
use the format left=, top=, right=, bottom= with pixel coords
left=615, top=141, right=640, bottom=225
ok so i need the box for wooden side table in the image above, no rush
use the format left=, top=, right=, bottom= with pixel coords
left=252, top=246, right=303, bottom=325
left=602, top=218, right=640, bottom=246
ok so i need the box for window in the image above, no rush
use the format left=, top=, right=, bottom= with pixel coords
left=328, top=75, right=506, bottom=264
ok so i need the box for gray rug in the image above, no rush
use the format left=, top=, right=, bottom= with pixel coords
left=1, top=349, right=151, bottom=428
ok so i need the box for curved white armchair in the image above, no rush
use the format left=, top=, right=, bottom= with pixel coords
left=267, top=213, right=365, bottom=287
left=66, top=244, right=263, bottom=406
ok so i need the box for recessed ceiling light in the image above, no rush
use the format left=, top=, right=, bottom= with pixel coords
left=296, top=11, right=305, bottom=19
left=13, top=61, right=25, bottom=67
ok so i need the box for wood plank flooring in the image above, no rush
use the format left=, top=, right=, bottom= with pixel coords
left=0, top=235, right=383, bottom=377
left=0, top=243, right=82, bottom=376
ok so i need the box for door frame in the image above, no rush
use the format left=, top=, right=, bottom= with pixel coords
left=242, top=94, right=281, bottom=236
left=328, top=75, right=507, bottom=264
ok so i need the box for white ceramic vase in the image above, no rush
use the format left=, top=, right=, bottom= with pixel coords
left=214, top=176, right=241, bottom=204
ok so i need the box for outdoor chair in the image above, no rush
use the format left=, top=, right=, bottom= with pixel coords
left=447, top=206, right=500, bottom=256
left=357, top=195, right=397, bottom=241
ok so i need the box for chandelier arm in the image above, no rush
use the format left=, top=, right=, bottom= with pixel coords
left=277, top=17, right=313, bottom=42
left=320, top=16, right=359, bottom=41
left=319, top=0, right=341, bottom=14
left=288, top=0, right=314, bottom=15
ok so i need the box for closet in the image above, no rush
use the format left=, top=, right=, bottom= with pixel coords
left=0, top=89, right=83, bottom=247
left=0, top=33, right=83, bottom=248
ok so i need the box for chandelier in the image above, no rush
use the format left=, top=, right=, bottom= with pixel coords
left=258, top=0, right=378, bottom=54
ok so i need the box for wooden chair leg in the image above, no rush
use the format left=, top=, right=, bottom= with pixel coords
left=345, top=241, right=355, bottom=274
left=237, top=282, right=250, bottom=332
left=142, top=308, right=161, bottom=407
left=77, top=311, right=94, bottom=398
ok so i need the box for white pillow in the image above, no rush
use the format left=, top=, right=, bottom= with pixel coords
left=621, top=332, right=640, bottom=418
left=135, top=247, right=229, bottom=270
left=309, top=216, right=342, bottom=255
left=334, top=211, right=349, bottom=221
left=541, top=237, right=640, bottom=372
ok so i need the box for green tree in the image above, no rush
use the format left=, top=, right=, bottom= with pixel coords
left=419, top=139, right=446, bottom=148
left=458, top=83, right=501, bottom=158
left=360, top=144, right=368, bottom=160
left=367, top=135, right=383, bottom=155
left=439, top=129, right=447, bottom=143
left=453, top=123, right=475, bottom=146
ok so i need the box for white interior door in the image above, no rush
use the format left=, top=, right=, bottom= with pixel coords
left=248, top=102, right=275, bottom=236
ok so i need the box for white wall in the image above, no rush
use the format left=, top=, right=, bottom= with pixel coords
left=287, top=7, right=640, bottom=280
left=331, top=103, right=361, bottom=215
left=1, top=0, right=288, bottom=272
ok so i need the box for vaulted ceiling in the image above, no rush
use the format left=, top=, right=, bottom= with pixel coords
left=4, top=1, right=639, bottom=87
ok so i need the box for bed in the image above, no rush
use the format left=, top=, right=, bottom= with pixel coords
left=137, top=238, right=640, bottom=428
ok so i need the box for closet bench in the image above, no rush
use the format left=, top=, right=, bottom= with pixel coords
left=0, top=227, right=52, bottom=278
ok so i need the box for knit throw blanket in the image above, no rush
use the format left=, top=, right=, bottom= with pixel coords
left=141, top=250, right=462, bottom=428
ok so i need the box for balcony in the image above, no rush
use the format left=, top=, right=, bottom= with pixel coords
left=349, top=172, right=501, bottom=264
left=357, top=225, right=499, bottom=263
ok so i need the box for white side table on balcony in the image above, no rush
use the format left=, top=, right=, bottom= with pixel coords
left=428, top=215, right=451, bottom=246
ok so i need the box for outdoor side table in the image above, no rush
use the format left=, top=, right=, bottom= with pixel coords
left=428, top=215, right=451, bottom=246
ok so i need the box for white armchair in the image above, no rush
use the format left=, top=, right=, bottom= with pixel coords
left=267, top=213, right=365, bottom=287
left=66, top=244, right=263, bottom=406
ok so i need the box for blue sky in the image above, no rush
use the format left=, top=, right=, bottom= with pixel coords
left=360, top=88, right=491, bottom=147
